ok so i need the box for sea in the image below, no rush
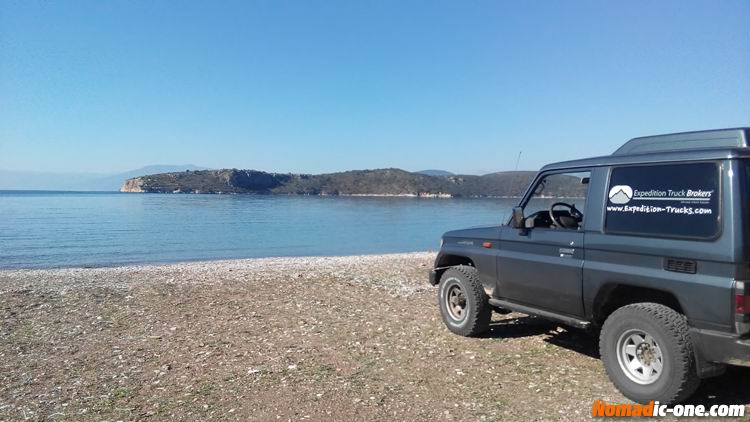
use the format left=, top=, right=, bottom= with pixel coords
left=0, top=191, right=520, bottom=269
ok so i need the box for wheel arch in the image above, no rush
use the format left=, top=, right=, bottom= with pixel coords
left=433, top=254, right=475, bottom=284
left=592, top=283, right=686, bottom=325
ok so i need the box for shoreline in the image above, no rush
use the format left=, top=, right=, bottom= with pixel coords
left=0, top=251, right=437, bottom=274
left=0, top=252, right=437, bottom=296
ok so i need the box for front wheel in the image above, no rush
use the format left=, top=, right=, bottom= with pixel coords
left=438, top=265, right=491, bottom=337
left=599, top=303, right=700, bottom=404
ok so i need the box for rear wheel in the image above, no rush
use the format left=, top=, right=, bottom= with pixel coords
left=600, top=303, right=700, bottom=404
left=438, top=266, right=491, bottom=337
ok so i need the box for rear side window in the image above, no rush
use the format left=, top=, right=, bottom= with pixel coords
left=604, top=162, right=720, bottom=239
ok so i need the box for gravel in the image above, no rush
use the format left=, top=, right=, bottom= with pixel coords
left=1, top=252, right=748, bottom=421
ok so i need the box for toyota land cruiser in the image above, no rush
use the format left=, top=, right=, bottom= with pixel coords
left=429, top=128, right=750, bottom=404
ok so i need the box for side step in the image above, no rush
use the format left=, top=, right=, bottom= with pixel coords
left=488, top=298, right=591, bottom=329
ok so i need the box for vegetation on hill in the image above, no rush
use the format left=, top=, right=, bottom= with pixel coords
left=121, top=168, right=545, bottom=197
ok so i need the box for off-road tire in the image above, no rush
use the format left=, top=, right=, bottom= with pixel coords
left=600, top=303, right=700, bottom=404
left=438, top=265, right=491, bottom=337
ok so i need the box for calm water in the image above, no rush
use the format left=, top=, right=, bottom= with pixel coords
left=0, top=191, right=519, bottom=269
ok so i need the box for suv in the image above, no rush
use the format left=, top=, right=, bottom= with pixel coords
left=429, top=128, right=750, bottom=404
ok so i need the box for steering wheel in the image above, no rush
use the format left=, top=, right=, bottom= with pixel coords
left=549, top=202, right=583, bottom=229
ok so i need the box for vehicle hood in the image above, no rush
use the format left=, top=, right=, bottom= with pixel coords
left=443, top=224, right=501, bottom=240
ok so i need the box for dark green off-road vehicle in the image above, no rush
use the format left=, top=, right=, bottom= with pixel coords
left=429, top=128, right=750, bottom=404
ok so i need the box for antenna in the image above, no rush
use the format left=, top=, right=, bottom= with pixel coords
left=514, top=151, right=522, bottom=171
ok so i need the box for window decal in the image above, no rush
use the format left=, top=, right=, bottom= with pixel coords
left=605, top=163, right=720, bottom=238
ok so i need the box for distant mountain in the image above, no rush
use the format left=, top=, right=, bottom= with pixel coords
left=0, top=165, right=208, bottom=191
left=416, top=169, right=454, bottom=177
left=121, top=168, right=544, bottom=198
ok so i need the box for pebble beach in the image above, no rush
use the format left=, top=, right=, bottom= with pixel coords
left=1, top=252, right=748, bottom=421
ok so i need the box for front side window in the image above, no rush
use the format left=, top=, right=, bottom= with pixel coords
left=523, top=171, right=590, bottom=230
left=604, top=162, right=720, bottom=239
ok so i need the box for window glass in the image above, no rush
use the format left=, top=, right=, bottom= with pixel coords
left=523, top=171, right=590, bottom=229
left=605, top=162, right=720, bottom=239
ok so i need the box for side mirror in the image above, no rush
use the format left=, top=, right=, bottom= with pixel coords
left=511, top=207, right=525, bottom=228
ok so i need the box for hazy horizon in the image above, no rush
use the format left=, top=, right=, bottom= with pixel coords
left=0, top=164, right=514, bottom=176
left=0, top=163, right=529, bottom=191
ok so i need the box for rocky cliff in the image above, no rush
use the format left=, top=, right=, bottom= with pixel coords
left=120, top=169, right=294, bottom=194
left=120, top=178, right=146, bottom=192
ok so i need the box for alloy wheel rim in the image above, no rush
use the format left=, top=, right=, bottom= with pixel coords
left=445, top=282, right=467, bottom=322
left=616, top=329, right=664, bottom=385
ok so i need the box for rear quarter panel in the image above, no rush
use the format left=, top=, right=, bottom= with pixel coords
left=583, top=161, right=741, bottom=332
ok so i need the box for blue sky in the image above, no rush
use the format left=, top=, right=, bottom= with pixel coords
left=1, top=1, right=749, bottom=175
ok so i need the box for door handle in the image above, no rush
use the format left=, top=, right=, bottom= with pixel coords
left=559, top=248, right=575, bottom=258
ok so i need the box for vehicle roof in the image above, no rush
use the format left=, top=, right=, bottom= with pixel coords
left=541, top=127, right=750, bottom=172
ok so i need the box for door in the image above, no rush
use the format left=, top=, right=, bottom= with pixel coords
left=497, top=170, right=590, bottom=317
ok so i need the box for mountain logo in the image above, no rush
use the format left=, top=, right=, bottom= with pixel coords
left=608, top=185, right=633, bottom=204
